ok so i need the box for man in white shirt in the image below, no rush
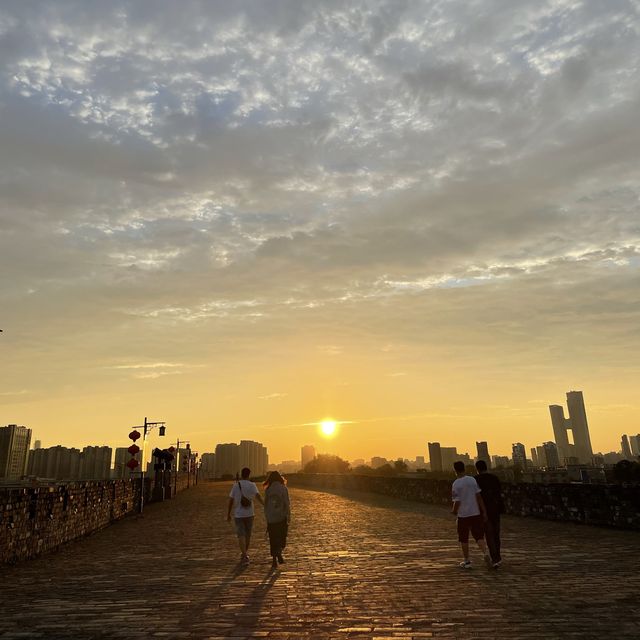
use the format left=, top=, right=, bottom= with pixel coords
left=227, top=467, right=264, bottom=564
left=451, top=460, right=492, bottom=569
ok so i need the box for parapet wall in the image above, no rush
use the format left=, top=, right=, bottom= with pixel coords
left=287, top=474, right=640, bottom=530
left=0, top=475, right=194, bottom=564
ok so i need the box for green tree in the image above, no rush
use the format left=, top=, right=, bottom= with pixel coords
left=303, top=454, right=351, bottom=474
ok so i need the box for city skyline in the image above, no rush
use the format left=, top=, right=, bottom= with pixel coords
left=1, top=2, right=640, bottom=464
left=3, top=388, right=636, bottom=467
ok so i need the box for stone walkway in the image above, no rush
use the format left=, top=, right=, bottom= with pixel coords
left=0, top=482, right=639, bottom=639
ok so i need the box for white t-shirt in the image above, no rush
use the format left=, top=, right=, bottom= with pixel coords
left=229, top=480, right=260, bottom=518
left=451, top=475, right=481, bottom=518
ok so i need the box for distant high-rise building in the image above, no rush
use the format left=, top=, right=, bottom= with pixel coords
left=621, top=435, right=633, bottom=460
left=33, top=440, right=42, bottom=450
left=549, top=390, right=594, bottom=464
left=214, top=443, right=240, bottom=478
left=492, top=455, right=510, bottom=468
left=428, top=442, right=442, bottom=472
left=0, top=424, right=32, bottom=480
left=549, top=404, right=572, bottom=464
left=512, top=443, right=527, bottom=470
left=214, top=440, right=267, bottom=478
left=26, top=444, right=81, bottom=480
left=370, top=456, right=388, bottom=469
left=629, top=434, right=640, bottom=457
left=113, top=447, right=139, bottom=479
left=199, top=453, right=216, bottom=480
left=543, top=442, right=560, bottom=468
left=566, top=391, right=593, bottom=463
left=530, top=447, right=539, bottom=467
left=440, top=447, right=459, bottom=471
left=301, top=445, right=316, bottom=470
left=239, top=440, right=267, bottom=477
left=80, top=446, right=111, bottom=480
left=415, top=456, right=425, bottom=467
left=476, top=442, right=491, bottom=468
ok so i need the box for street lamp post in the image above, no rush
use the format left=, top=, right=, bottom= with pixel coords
left=137, top=417, right=166, bottom=514
left=170, top=439, right=189, bottom=495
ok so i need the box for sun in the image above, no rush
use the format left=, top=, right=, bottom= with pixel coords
left=320, top=420, right=337, bottom=437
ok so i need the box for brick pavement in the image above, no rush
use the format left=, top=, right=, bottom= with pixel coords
left=1, top=482, right=639, bottom=639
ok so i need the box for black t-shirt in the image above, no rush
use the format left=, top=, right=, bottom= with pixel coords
left=475, top=472, right=503, bottom=515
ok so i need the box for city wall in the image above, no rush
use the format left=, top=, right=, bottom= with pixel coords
left=0, top=475, right=193, bottom=564
left=287, top=473, right=640, bottom=530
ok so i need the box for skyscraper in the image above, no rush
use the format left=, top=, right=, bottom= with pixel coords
left=566, top=391, right=593, bottom=463
left=549, top=390, right=594, bottom=465
left=476, top=441, right=491, bottom=468
left=630, top=434, right=640, bottom=457
left=621, top=435, right=633, bottom=460
left=0, top=424, right=32, bottom=480
left=301, top=445, right=316, bottom=470
left=543, top=441, right=560, bottom=468
left=512, top=443, right=527, bottom=470
left=428, top=442, right=442, bottom=472
left=549, top=404, right=572, bottom=463
left=530, top=447, right=539, bottom=467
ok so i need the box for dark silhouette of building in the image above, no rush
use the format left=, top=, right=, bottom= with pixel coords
left=549, top=390, right=594, bottom=464
left=476, top=441, right=491, bottom=467
left=512, top=443, right=527, bottom=470
left=0, top=424, right=32, bottom=480
left=428, top=442, right=442, bottom=472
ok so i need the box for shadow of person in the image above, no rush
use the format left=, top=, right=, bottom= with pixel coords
left=178, top=563, right=279, bottom=633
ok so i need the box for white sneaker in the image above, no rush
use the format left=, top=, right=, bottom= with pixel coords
left=459, top=560, right=472, bottom=569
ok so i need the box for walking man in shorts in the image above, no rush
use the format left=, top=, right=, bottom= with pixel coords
left=227, top=467, right=264, bottom=565
left=475, top=459, right=503, bottom=568
left=451, top=460, right=492, bottom=569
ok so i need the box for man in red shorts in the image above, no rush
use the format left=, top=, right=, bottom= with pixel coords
left=451, top=460, right=492, bottom=569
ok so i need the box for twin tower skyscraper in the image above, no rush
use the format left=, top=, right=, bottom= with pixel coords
left=549, top=390, right=594, bottom=465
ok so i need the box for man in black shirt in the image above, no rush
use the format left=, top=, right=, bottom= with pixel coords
left=475, top=459, right=503, bottom=567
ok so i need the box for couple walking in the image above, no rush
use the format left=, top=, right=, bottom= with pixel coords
left=226, top=467, right=290, bottom=569
left=451, top=459, right=503, bottom=570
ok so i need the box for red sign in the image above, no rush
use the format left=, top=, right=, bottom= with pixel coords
left=129, top=430, right=141, bottom=441
left=126, top=458, right=139, bottom=470
left=127, top=444, right=140, bottom=455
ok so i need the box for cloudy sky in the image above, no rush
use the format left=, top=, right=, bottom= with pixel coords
left=1, top=0, right=639, bottom=463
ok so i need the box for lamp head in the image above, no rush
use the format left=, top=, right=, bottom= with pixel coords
left=159, top=425, right=166, bottom=436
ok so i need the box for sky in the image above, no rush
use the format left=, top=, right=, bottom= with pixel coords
left=1, top=0, right=639, bottom=463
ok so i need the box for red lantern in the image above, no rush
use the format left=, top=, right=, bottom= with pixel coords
left=126, top=458, right=139, bottom=470
left=128, top=444, right=140, bottom=455
left=129, top=429, right=141, bottom=441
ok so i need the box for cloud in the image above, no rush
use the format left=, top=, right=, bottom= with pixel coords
left=0, top=0, right=638, bottom=455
